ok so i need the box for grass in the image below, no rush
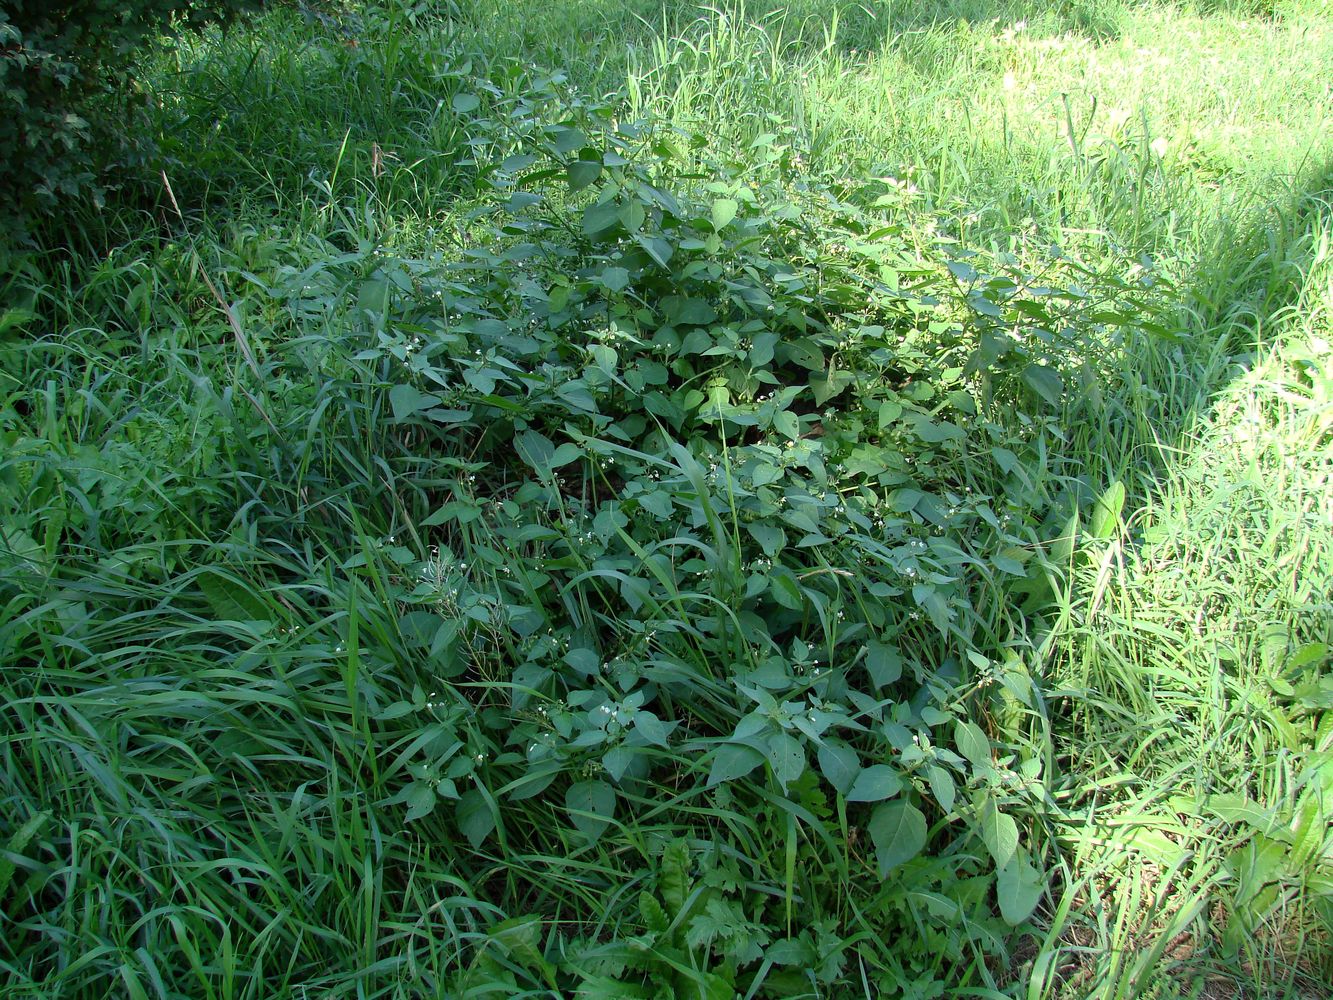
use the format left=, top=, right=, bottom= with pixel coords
left=2, top=0, right=1331, bottom=997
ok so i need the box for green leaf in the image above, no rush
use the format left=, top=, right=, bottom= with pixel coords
left=1023, top=364, right=1065, bottom=408
left=979, top=798, right=1019, bottom=870
left=868, top=800, right=927, bottom=875
left=457, top=789, right=495, bottom=848
left=847, top=765, right=903, bottom=802
left=632, top=710, right=672, bottom=747
left=708, top=742, right=765, bottom=786
left=773, top=409, right=800, bottom=440
left=663, top=295, right=717, bottom=326
left=746, top=523, right=786, bottom=556
left=451, top=93, right=480, bottom=113
left=198, top=570, right=271, bottom=624
left=566, top=780, right=616, bottom=843
left=866, top=642, right=903, bottom=688
left=583, top=200, right=621, bottom=238
left=600, top=266, right=630, bottom=292
left=996, top=848, right=1044, bottom=926
left=515, top=429, right=555, bottom=474
left=389, top=383, right=442, bottom=420
left=765, top=732, right=805, bottom=790
left=768, top=570, right=804, bottom=611
left=635, top=233, right=674, bottom=267
left=487, top=915, right=552, bottom=974
left=549, top=126, right=586, bottom=154
left=567, top=160, right=602, bottom=191
left=954, top=720, right=991, bottom=770
left=817, top=742, right=860, bottom=795
left=1089, top=480, right=1126, bottom=539
left=659, top=840, right=691, bottom=917
left=711, top=198, right=739, bottom=231
left=927, top=765, right=956, bottom=814
left=0, top=811, right=48, bottom=897
left=404, top=782, right=437, bottom=821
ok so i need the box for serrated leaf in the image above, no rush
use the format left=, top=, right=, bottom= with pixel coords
left=868, top=800, right=926, bottom=875
left=198, top=570, right=271, bottom=624
left=659, top=840, right=691, bottom=917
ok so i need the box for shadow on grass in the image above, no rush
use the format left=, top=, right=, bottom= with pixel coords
left=1036, top=158, right=1333, bottom=998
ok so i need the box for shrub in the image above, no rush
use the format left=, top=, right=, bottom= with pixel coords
left=0, top=0, right=267, bottom=226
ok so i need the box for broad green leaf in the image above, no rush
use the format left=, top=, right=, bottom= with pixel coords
left=602, top=746, right=635, bottom=782
left=765, top=731, right=805, bottom=790
left=707, top=742, right=765, bottom=786
left=1089, top=480, right=1126, bottom=539
left=549, top=126, right=586, bottom=154
left=996, top=849, right=1044, bottom=926
left=711, top=198, right=739, bottom=231
left=389, top=383, right=441, bottom=420
left=632, top=710, right=672, bottom=747
left=404, top=782, right=437, bottom=821
left=451, top=93, right=480, bottom=113
left=773, top=409, right=800, bottom=440
left=566, top=780, right=616, bottom=842
left=866, top=642, right=903, bottom=688
left=457, top=789, right=495, bottom=848
left=847, top=765, right=903, bottom=802
left=927, top=766, right=956, bottom=814
left=768, top=571, right=804, bottom=611
left=1023, top=364, right=1065, bottom=408
left=817, top=742, right=860, bottom=795
left=600, top=266, right=630, bottom=292
left=954, top=720, right=991, bottom=770
left=868, top=800, right=927, bottom=875
left=583, top=201, right=621, bottom=238
left=746, top=523, right=786, bottom=556
left=979, top=798, right=1019, bottom=870
left=515, top=429, right=555, bottom=474
left=663, top=295, right=717, bottom=326
left=567, top=160, right=602, bottom=191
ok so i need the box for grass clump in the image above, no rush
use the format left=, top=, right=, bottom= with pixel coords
left=2, top=1, right=1332, bottom=997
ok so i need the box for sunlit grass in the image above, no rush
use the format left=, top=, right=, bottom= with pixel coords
left=2, top=1, right=1331, bottom=997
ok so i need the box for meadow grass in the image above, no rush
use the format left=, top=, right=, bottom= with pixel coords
left=2, top=1, right=1331, bottom=997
